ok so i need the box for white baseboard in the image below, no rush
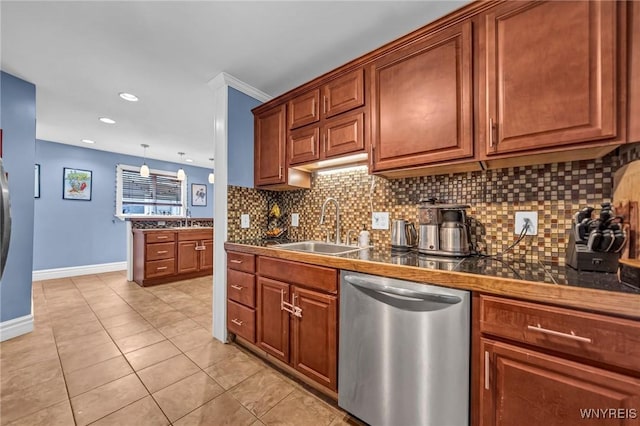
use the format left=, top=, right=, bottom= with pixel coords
left=0, top=314, right=34, bottom=342
left=32, top=261, right=127, bottom=281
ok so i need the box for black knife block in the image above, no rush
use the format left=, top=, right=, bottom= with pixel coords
left=565, top=231, right=620, bottom=273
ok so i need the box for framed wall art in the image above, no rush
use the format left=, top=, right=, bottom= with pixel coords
left=35, top=164, right=40, bottom=198
left=191, top=183, right=207, bottom=206
left=63, top=167, right=92, bottom=201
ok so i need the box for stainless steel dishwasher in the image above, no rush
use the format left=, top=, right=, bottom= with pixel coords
left=339, top=271, right=470, bottom=426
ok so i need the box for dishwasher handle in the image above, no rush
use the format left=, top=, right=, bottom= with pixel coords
left=344, top=275, right=461, bottom=304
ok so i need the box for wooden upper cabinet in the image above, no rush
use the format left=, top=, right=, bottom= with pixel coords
left=323, top=111, right=365, bottom=159
left=289, top=126, right=320, bottom=166
left=322, top=69, right=365, bottom=118
left=370, top=21, right=473, bottom=172
left=289, top=90, right=320, bottom=130
left=255, top=104, right=286, bottom=186
left=480, top=1, right=619, bottom=156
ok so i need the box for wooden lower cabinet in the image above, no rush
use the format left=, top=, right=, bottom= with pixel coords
left=178, top=241, right=199, bottom=273
left=234, top=255, right=338, bottom=395
left=480, top=339, right=640, bottom=426
left=291, top=286, right=337, bottom=391
left=256, top=277, right=290, bottom=363
left=133, top=228, right=212, bottom=286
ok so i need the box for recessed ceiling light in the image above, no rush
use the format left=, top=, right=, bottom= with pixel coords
left=81, top=139, right=95, bottom=144
left=119, top=92, right=139, bottom=102
left=99, top=117, right=116, bottom=124
left=185, top=159, right=194, bottom=163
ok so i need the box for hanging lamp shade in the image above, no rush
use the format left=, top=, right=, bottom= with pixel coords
left=140, top=144, right=150, bottom=177
left=176, top=152, right=186, bottom=181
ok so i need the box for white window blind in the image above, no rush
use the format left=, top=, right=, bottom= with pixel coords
left=116, top=165, right=186, bottom=218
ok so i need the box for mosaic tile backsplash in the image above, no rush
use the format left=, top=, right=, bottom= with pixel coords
left=228, top=142, right=640, bottom=264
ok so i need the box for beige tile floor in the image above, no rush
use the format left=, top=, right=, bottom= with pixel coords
left=0, top=271, right=357, bottom=425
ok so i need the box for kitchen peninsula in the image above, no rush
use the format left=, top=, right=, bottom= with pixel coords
left=131, top=218, right=213, bottom=286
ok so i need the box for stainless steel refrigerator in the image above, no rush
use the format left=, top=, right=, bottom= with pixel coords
left=0, top=158, right=11, bottom=280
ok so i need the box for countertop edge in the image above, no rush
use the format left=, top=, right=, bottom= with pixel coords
left=224, top=242, right=640, bottom=320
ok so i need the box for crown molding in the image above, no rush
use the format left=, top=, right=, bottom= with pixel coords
left=207, top=72, right=272, bottom=102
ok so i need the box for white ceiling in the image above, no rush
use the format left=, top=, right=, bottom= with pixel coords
left=1, top=1, right=468, bottom=169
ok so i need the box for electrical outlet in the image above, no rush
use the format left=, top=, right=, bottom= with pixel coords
left=291, top=213, right=299, bottom=227
left=514, top=211, right=538, bottom=236
left=372, top=212, right=389, bottom=230
left=240, top=214, right=250, bottom=229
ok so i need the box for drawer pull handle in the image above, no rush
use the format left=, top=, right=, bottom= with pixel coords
left=157, top=250, right=168, bottom=254
left=484, top=350, right=490, bottom=390
left=195, top=246, right=206, bottom=251
left=156, top=236, right=169, bottom=239
left=231, top=284, right=243, bottom=290
left=157, top=266, right=168, bottom=271
left=527, top=324, right=592, bottom=343
left=231, top=318, right=243, bottom=326
left=230, top=259, right=243, bottom=264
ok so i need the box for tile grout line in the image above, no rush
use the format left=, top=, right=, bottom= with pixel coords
left=69, top=274, right=160, bottom=425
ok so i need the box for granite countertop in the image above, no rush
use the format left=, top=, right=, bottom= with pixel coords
left=225, top=238, right=640, bottom=319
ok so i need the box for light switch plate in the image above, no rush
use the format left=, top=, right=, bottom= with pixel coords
left=240, top=214, right=250, bottom=229
left=291, top=213, right=299, bottom=227
left=372, top=212, right=389, bottom=230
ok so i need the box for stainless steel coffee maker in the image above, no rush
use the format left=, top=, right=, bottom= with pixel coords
left=418, top=199, right=471, bottom=257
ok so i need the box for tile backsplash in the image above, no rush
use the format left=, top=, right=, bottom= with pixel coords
left=228, top=142, right=640, bottom=264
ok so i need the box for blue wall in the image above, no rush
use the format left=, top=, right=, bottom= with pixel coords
left=0, top=72, right=36, bottom=322
left=33, top=140, right=214, bottom=270
left=228, top=87, right=261, bottom=188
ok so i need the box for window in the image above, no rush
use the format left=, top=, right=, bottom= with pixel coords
left=115, top=164, right=186, bottom=218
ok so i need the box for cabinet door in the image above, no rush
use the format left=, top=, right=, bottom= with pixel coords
left=288, top=126, right=320, bottom=166
left=480, top=339, right=640, bottom=426
left=481, top=1, right=618, bottom=156
left=288, top=90, right=320, bottom=129
left=199, top=239, right=213, bottom=271
left=323, top=68, right=364, bottom=118
left=177, top=241, right=198, bottom=274
left=255, top=105, right=286, bottom=186
left=323, top=111, right=365, bottom=159
left=370, top=21, right=473, bottom=171
left=291, top=286, right=338, bottom=392
left=257, top=277, right=290, bottom=363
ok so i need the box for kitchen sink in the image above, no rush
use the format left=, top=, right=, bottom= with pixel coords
left=276, top=241, right=365, bottom=255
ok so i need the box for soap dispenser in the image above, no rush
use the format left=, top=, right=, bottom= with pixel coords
left=358, top=226, right=370, bottom=248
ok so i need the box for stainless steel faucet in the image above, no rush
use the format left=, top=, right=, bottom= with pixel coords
left=319, top=197, right=340, bottom=245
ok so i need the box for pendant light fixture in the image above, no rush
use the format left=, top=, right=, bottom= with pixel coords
left=176, top=152, right=186, bottom=181
left=208, top=158, right=215, bottom=184
left=139, top=144, right=150, bottom=177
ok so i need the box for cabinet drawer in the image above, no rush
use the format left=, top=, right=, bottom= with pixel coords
left=479, top=295, right=640, bottom=372
left=227, top=269, right=256, bottom=308
left=227, top=300, right=256, bottom=343
left=146, top=259, right=176, bottom=278
left=146, top=231, right=175, bottom=243
left=146, top=242, right=175, bottom=261
left=178, top=230, right=213, bottom=241
left=258, top=257, right=337, bottom=293
left=227, top=251, right=255, bottom=273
